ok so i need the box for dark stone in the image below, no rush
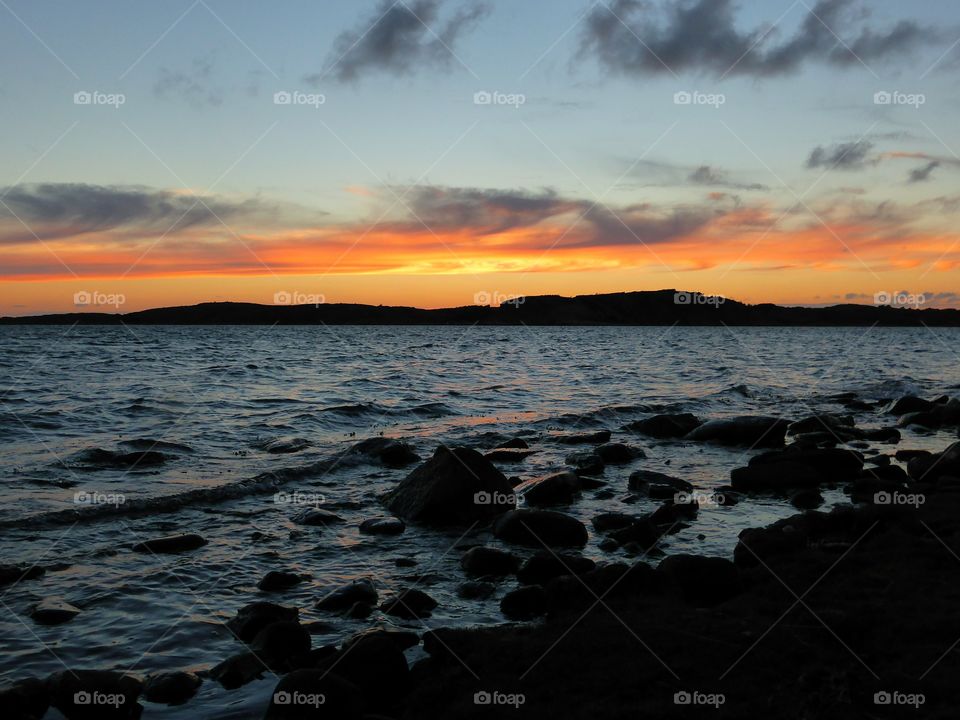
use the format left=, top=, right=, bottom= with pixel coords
left=458, top=580, right=496, bottom=600
left=290, top=507, right=343, bottom=526
left=496, top=438, right=529, bottom=449
left=557, top=430, right=611, bottom=445
left=131, top=533, right=207, bottom=554
left=460, top=546, right=519, bottom=577
left=591, top=512, right=640, bottom=533
left=209, top=651, right=267, bottom=689
left=48, top=669, right=142, bottom=720
left=0, top=677, right=48, bottom=719
left=595, top=442, right=644, bottom=464
left=787, top=414, right=854, bottom=436
left=627, top=413, right=701, bottom=438
left=359, top=517, right=406, bottom=535
left=627, top=470, right=692, bottom=497
left=684, top=416, right=790, bottom=447
left=252, top=621, right=311, bottom=667
left=564, top=450, right=604, bottom=476
left=318, top=635, right=409, bottom=707
left=888, top=396, right=934, bottom=415
left=380, top=589, right=438, bottom=619
left=483, top=448, right=537, bottom=462
left=258, top=571, right=303, bottom=592
left=517, top=551, right=596, bottom=585
left=30, top=598, right=81, bottom=625
left=384, top=446, right=515, bottom=526
left=342, top=627, right=419, bottom=652
left=264, top=670, right=364, bottom=720
left=493, top=509, right=588, bottom=548
left=348, top=437, right=420, bottom=467
left=731, top=462, right=823, bottom=491
left=516, top=471, right=581, bottom=506
left=610, top=517, right=662, bottom=547
left=501, top=585, right=549, bottom=619
left=790, top=488, right=824, bottom=510
left=262, top=437, right=311, bottom=454
left=0, top=563, right=45, bottom=586
left=227, top=601, right=299, bottom=643
left=346, top=601, right=374, bottom=619
left=657, top=554, right=740, bottom=607
left=142, top=671, right=202, bottom=706
left=316, top=580, right=378, bottom=612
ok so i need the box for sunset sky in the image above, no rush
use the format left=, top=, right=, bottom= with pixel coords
left=1, top=0, right=959, bottom=314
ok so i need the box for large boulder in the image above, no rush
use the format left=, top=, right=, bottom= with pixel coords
left=684, top=416, right=789, bottom=447
left=384, top=446, right=515, bottom=526
left=627, top=413, right=701, bottom=438
left=493, top=509, right=588, bottom=548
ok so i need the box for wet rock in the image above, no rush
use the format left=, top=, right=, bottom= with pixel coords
left=458, top=580, right=496, bottom=600
left=384, top=446, right=515, bottom=526
left=264, top=670, right=364, bottom=720
left=787, top=414, right=855, bottom=436
left=71, top=447, right=168, bottom=469
left=346, top=601, right=374, bottom=619
left=48, top=669, right=142, bottom=720
left=359, top=517, right=406, bottom=535
left=516, top=471, right=581, bottom=506
left=460, top=546, right=519, bottom=577
left=348, top=437, right=420, bottom=467
left=496, top=438, right=529, bottom=449
left=209, top=651, right=267, bottom=689
left=732, top=446, right=864, bottom=490
left=142, top=671, right=202, bottom=706
left=290, top=507, right=344, bottom=526
left=493, top=509, right=588, bottom=548
left=731, top=462, right=822, bottom=491
left=258, top=571, right=303, bottom=592
left=227, top=601, right=299, bottom=643
left=30, top=598, right=81, bottom=625
left=316, top=580, right=378, bottom=613
left=684, top=416, right=789, bottom=447
left=342, top=627, right=419, bottom=652
left=0, top=563, right=45, bottom=586
left=790, top=488, right=824, bottom=510
left=610, top=517, right=662, bottom=547
left=545, top=562, right=660, bottom=614
left=627, top=470, right=692, bottom=498
left=483, top=448, right=537, bottom=462
left=252, top=621, right=311, bottom=667
left=888, top=396, right=935, bottom=415
left=261, top=437, right=311, bottom=454
left=131, top=533, right=207, bottom=554
left=564, top=450, right=604, bottom=476
left=517, top=551, right=596, bottom=585
left=657, top=554, right=740, bottom=607
left=627, top=413, right=701, bottom=438
left=380, top=589, right=438, bottom=619
left=319, top=634, right=409, bottom=707
left=591, top=512, right=640, bottom=533
left=501, top=585, right=548, bottom=620
left=595, top=442, right=644, bottom=464
left=859, top=427, right=901, bottom=443
left=557, top=429, right=611, bottom=445
left=0, top=677, right=48, bottom=719
left=896, top=449, right=932, bottom=462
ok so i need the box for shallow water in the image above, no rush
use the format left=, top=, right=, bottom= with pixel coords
left=1, top=325, right=958, bottom=717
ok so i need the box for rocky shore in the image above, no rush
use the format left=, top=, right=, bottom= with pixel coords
left=3, top=394, right=960, bottom=719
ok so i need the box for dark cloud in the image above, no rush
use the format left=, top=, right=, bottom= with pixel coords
left=908, top=160, right=940, bottom=183
left=688, top=165, right=768, bottom=191
left=0, top=184, right=313, bottom=245
left=311, top=0, right=489, bottom=84
left=579, top=0, right=934, bottom=78
left=806, top=140, right=875, bottom=170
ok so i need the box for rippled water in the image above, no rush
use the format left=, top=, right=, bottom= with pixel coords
left=1, top=325, right=958, bottom=718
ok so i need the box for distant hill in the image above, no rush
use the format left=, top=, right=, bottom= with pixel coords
left=3, top=290, right=959, bottom=326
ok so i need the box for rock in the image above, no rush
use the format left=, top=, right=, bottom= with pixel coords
left=72, top=447, right=167, bottom=469
left=731, top=462, right=822, bottom=491
left=318, top=634, right=409, bottom=706
left=227, top=601, right=299, bottom=643
left=458, top=580, right=496, bottom=600
left=787, top=414, right=854, bottom=436
left=460, top=546, right=519, bottom=577
left=496, top=438, right=529, bottom=449
left=0, top=563, right=45, bottom=586
left=545, top=562, right=660, bottom=614
left=131, top=533, right=207, bottom=554
left=564, top=450, right=604, bottom=476
left=48, top=669, right=142, bottom=720
left=290, top=507, right=343, bottom=526
left=860, top=427, right=901, bottom=443
left=501, top=585, right=549, bottom=619
left=516, top=471, right=581, bottom=506
left=258, top=571, right=303, bottom=592
left=346, top=601, right=374, bottom=619
left=517, top=551, right=596, bottom=585
left=684, top=416, right=789, bottom=447
left=210, top=651, right=267, bottom=690
left=557, top=429, right=611, bottom=445
left=261, top=437, right=311, bottom=454
left=591, top=512, right=640, bottom=533
left=264, top=670, right=364, bottom=720
left=316, top=579, right=378, bottom=612
left=896, top=449, right=931, bottom=462
left=493, top=509, right=588, bottom=548
left=31, top=598, right=81, bottom=625
left=483, top=448, right=537, bottom=462
left=595, top=442, right=644, bottom=464
left=0, top=677, right=48, bottom=719
left=380, top=588, right=438, bottom=619
left=657, top=554, right=740, bottom=607
left=384, top=446, right=515, bottom=526
left=627, top=470, right=692, bottom=498
left=627, top=413, right=701, bottom=438
left=342, top=627, right=419, bottom=652
left=359, top=517, right=406, bottom=535
left=790, top=488, right=824, bottom=510
left=142, top=671, right=202, bottom=705
left=252, top=621, right=311, bottom=667
left=888, top=396, right=935, bottom=415
left=348, top=437, right=419, bottom=467
left=610, top=517, right=662, bottom=547
left=732, top=446, right=864, bottom=490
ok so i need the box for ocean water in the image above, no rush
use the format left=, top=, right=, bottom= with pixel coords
left=1, top=325, right=958, bottom=718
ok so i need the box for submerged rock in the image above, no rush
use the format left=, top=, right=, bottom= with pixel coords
left=460, top=546, right=520, bottom=577
left=684, top=416, right=789, bottom=447
left=564, top=450, right=604, bottom=476
left=131, top=533, right=207, bottom=554
left=380, top=588, right=438, bottom=619
left=260, top=437, right=311, bottom=454
left=316, top=579, right=378, bottom=613
left=359, top=516, right=406, bottom=535
left=385, top=446, right=515, bottom=526
left=627, top=470, right=692, bottom=498
left=627, top=413, right=701, bottom=438
left=483, top=447, right=537, bottom=462
left=290, top=507, right=343, bottom=526
left=30, top=598, right=81, bottom=625
left=458, top=580, right=496, bottom=600
left=227, top=601, right=299, bottom=643
left=493, top=509, right=588, bottom=548
left=0, top=563, right=45, bottom=586
left=257, top=570, right=303, bottom=592
left=595, top=442, right=644, bottom=464
left=48, top=669, right=142, bottom=720
left=142, top=671, right=202, bottom=706
left=557, top=429, right=611, bottom=445
left=496, top=437, right=529, bottom=449
left=347, top=437, right=420, bottom=467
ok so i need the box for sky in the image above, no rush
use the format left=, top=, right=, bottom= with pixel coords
left=1, top=0, right=959, bottom=315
